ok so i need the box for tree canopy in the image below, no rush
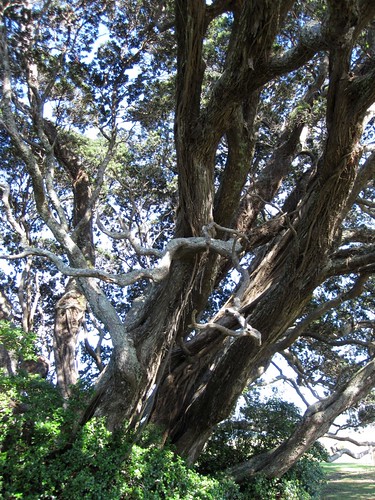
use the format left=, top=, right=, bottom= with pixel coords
left=1, top=0, right=375, bottom=494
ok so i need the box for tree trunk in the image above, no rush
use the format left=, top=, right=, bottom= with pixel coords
left=0, top=288, right=17, bottom=376
left=44, top=123, right=95, bottom=398
left=84, top=259, right=205, bottom=430
left=53, top=282, right=86, bottom=399
left=146, top=2, right=374, bottom=463
left=150, top=149, right=360, bottom=462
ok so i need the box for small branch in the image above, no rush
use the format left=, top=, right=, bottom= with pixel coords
left=83, top=322, right=104, bottom=372
left=325, top=433, right=375, bottom=447
left=302, top=332, right=374, bottom=351
left=0, top=183, right=28, bottom=243
left=44, top=151, right=70, bottom=231
left=357, top=197, right=375, bottom=218
left=270, top=360, right=313, bottom=407
left=96, top=212, right=163, bottom=259
left=202, top=221, right=249, bottom=243
left=274, top=367, right=311, bottom=407
left=202, top=222, right=252, bottom=304
left=190, top=309, right=261, bottom=344
left=279, top=272, right=371, bottom=349
left=248, top=193, right=285, bottom=217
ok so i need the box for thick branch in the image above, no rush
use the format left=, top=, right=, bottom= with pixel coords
left=327, top=247, right=375, bottom=276
left=341, top=227, right=375, bottom=245
left=327, top=447, right=371, bottom=462
left=0, top=236, right=242, bottom=287
left=227, top=356, right=375, bottom=481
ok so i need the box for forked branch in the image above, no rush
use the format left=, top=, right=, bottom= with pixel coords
left=190, top=309, right=261, bottom=344
left=0, top=236, right=243, bottom=287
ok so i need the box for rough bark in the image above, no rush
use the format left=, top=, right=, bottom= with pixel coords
left=53, top=284, right=86, bottom=399
left=148, top=0, right=375, bottom=464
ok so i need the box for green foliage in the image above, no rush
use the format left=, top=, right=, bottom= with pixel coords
left=0, top=320, right=37, bottom=361
left=241, top=473, right=312, bottom=500
left=0, top=374, right=241, bottom=499
left=121, top=443, right=241, bottom=499
left=198, top=392, right=327, bottom=499
left=0, top=373, right=64, bottom=496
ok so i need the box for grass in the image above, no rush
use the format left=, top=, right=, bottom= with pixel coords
left=321, top=462, right=375, bottom=499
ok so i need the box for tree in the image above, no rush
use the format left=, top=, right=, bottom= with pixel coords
left=198, top=391, right=328, bottom=497
left=1, top=0, right=375, bottom=485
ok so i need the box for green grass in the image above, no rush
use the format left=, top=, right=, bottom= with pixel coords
left=321, top=462, right=375, bottom=499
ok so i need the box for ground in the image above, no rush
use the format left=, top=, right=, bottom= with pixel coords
left=321, top=463, right=375, bottom=499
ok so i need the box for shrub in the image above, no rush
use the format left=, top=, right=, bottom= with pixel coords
left=197, top=391, right=328, bottom=499
left=0, top=374, right=241, bottom=499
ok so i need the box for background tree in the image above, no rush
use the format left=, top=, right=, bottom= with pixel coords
left=1, top=0, right=375, bottom=488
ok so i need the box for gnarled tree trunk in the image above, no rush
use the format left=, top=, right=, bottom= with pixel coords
left=2, top=0, right=375, bottom=483
left=45, top=123, right=95, bottom=399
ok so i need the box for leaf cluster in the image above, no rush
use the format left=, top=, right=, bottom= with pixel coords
left=0, top=320, right=37, bottom=361
left=198, top=391, right=327, bottom=498
left=0, top=373, right=242, bottom=498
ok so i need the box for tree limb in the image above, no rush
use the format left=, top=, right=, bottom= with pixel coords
left=326, top=447, right=371, bottom=462
left=0, top=236, right=243, bottom=286
left=190, top=309, right=261, bottom=344
left=227, top=356, right=375, bottom=481
left=325, top=433, right=375, bottom=447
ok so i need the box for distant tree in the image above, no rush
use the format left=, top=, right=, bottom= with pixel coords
left=198, top=391, right=327, bottom=497
left=1, top=0, right=375, bottom=484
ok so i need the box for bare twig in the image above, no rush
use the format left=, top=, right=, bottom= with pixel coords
left=96, top=212, right=163, bottom=259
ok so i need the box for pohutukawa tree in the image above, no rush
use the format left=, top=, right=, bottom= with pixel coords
left=1, top=0, right=375, bottom=482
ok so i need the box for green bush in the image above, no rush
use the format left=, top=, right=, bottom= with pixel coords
left=0, top=374, right=241, bottom=499
left=197, top=391, right=328, bottom=499
left=0, top=371, right=327, bottom=499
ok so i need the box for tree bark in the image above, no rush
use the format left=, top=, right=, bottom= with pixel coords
left=148, top=1, right=375, bottom=463
left=53, top=283, right=86, bottom=399
left=44, top=123, right=96, bottom=399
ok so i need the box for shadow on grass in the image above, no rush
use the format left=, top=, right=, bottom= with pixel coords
left=321, top=463, right=375, bottom=499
